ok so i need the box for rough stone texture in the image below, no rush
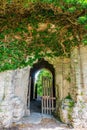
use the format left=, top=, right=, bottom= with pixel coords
left=0, top=100, right=13, bottom=127
left=70, top=47, right=78, bottom=101
left=46, top=46, right=87, bottom=127
left=59, top=99, right=69, bottom=124
left=45, top=57, right=71, bottom=100
left=46, top=57, right=71, bottom=121
left=13, top=66, right=30, bottom=114
left=0, top=97, right=24, bottom=128
left=59, top=98, right=74, bottom=125
left=0, top=45, right=87, bottom=128
left=11, top=96, right=25, bottom=122
left=0, top=66, right=30, bottom=128
left=72, top=99, right=87, bottom=128
left=71, top=46, right=87, bottom=128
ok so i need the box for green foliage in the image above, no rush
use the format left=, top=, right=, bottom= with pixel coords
left=35, top=69, right=52, bottom=96
left=65, top=93, right=75, bottom=107
left=82, top=35, right=87, bottom=45
left=68, top=7, right=76, bottom=13
left=65, top=93, right=72, bottom=100
left=84, top=24, right=87, bottom=29
left=0, top=34, right=5, bottom=39
left=0, top=1, right=87, bottom=72
left=63, top=0, right=77, bottom=4
left=77, top=0, right=87, bottom=8
left=63, top=94, right=75, bottom=122
left=78, top=15, right=87, bottom=24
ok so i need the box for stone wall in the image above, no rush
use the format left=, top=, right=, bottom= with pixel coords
left=14, top=67, right=30, bottom=110
left=55, top=46, right=87, bottom=127
left=55, top=59, right=71, bottom=100
left=1, top=46, right=87, bottom=128
left=46, top=46, right=87, bottom=127
left=54, top=58, right=72, bottom=123
left=71, top=46, right=87, bottom=128
left=45, top=57, right=71, bottom=120
left=45, top=57, right=71, bottom=100
left=0, top=66, right=30, bottom=128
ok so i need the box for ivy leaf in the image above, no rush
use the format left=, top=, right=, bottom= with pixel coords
left=68, top=7, right=76, bottom=13
left=78, top=15, right=87, bottom=24
left=84, top=24, right=87, bottom=30
left=77, top=0, right=87, bottom=8
left=63, top=0, right=77, bottom=4
left=0, top=34, right=5, bottom=39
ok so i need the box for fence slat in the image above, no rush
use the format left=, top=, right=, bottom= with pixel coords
left=42, top=76, right=55, bottom=115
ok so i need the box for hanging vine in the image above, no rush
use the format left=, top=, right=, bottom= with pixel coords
left=0, top=1, right=87, bottom=72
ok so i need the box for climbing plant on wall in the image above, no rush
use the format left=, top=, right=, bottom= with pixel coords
left=0, top=0, right=87, bottom=72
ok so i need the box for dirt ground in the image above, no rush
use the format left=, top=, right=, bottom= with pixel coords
left=0, top=118, right=73, bottom=130
left=1, top=118, right=87, bottom=130
left=18, top=118, right=71, bottom=130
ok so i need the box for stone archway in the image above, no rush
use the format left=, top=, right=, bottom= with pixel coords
left=27, top=58, right=55, bottom=113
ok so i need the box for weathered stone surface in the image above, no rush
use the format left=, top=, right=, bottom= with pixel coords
left=0, top=100, right=13, bottom=128
left=0, top=66, right=30, bottom=128
left=11, top=96, right=25, bottom=122
left=0, top=45, right=87, bottom=128
left=72, top=99, right=87, bottom=128
left=71, top=46, right=87, bottom=128
left=60, top=98, right=74, bottom=124
left=13, top=66, right=30, bottom=111
left=0, top=97, right=24, bottom=128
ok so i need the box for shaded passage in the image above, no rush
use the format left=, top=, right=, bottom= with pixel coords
left=30, top=97, right=42, bottom=113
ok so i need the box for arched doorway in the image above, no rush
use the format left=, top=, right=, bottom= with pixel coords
left=27, top=58, right=55, bottom=114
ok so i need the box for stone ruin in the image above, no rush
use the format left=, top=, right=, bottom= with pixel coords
left=0, top=46, right=87, bottom=128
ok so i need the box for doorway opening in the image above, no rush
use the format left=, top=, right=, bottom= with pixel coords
left=30, top=68, right=53, bottom=113
left=27, top=58, right=55, bottom=114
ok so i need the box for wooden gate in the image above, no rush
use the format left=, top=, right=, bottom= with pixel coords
left=42, top=77, right=56, bottom=115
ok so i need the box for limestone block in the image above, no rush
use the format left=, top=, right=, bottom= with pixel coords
left=0, top=96, right=25, bottom=128
left=11, top=96, right=25, bottom=122
left=60, top=108, right=69, bottom=124
left=0, top=66, right=30, bottom=128
left=60, top=99, right=74, bottom=124
left=2, top=70, right=15, bottom=100
left=0, top=100, right=13, bottom=128
left=14, top=66, right=30, bottom=106
left=72, top=100, right=87, bottom=128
